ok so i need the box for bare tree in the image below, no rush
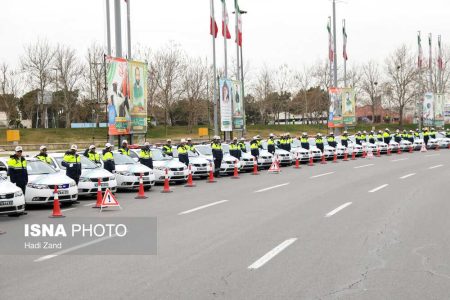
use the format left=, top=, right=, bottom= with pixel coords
left=361, top=61, right=382, bottom=122
left=54, top=44, right=84, bottom=128
left=20, top=39, right=54, bottom=127
left=252, top=65, right=274, bottom=124
left=294, top=66, right=313, bottom=124
left=385, top=45, right=418, bottom=125
left=0, top=63, right=22, bottom=125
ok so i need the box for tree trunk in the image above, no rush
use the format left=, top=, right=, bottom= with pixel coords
left=398, top=106, right=404, bottom=126
left=65, top=111, right=71, bottom=128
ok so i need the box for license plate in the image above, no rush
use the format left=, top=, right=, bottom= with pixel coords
left=197, top=167, right=206, bottom=171
left=265, top=159, right=272, bottom=163
left=58, top=190, right=69, bottom=195
left=228, top=164, right=235, bottom=168
left=143, top=177, right=149, bottom=180
left=95, top=183, right=109, bottom=187
left=174, top=171, right=184, bottom=175
left=0, top=201, right=13, bottom=206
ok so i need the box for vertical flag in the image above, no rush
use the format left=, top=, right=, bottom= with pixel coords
left=418, top=31, right=423, bottom=68
left=210, top=0, right=218, bottom=38
left=438, top=35, right=443, bottom=70
left=235, top=0, right=242, bottom=46
left=221, top=0, right=231, bottom=39
left=327, top=17, right=334, bottom=63
left=428, top=33, right=432, bottom=70
left=343, top=20, right=348, bottom=61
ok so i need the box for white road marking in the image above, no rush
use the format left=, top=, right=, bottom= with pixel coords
left=369, top=184, right=389, bottom=193
left=248, top=238, right=297, bottom=270
left=400, top=173, right=416, bottom=179
left=61, top=208, right=76, bottom=212
left=310, top=172, right=335, bottom=179
left=178, top=200, right=229, bottom=215
left=325, top=202, right=352, bottom=218
left=34, top=235, right=116, bottom=262
left=391, top=158, right=409, bottom=162
left=425, top=154, right=441, bottom=157
left=83, top=202, right=96, bottom=207
left=429, top=164, right=444, bottom=170
left=354, top=164, right=374, bottom=169
left=254, top=183, right=290, bottom=193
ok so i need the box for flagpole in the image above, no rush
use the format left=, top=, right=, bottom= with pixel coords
left=428, top=33, right=433, bottom=93
left=239, top=10, right=247, bottom=135
left=343, top=19, right=347, bottom=87
left=332, top=0, right=338, bottom=88
left=126, top=0, right=131, bottom=59
left=438, top=35, right=442, bottom=93
left=105, top=0, right=111, bottom=56
left=418, top=31, right=423, bottom=131
left=211, top=0, right=219, bottom=136
left=328, top=17, right=333, bottom=88
left=114, top=0, right=122, bottom=57
left=234, top=0, right=240, bottom=81
left=223, top=0, right=228, bottom=78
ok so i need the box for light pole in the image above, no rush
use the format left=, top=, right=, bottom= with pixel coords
left=52, top=67, right=58, bottom=128
left=233, top=9, right=247, bottom=134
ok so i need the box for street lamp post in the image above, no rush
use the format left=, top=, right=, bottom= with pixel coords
left=233, top=9, right=247, bottom=135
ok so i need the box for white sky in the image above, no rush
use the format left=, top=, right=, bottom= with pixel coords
left=1, top=0, right=449, bottom=72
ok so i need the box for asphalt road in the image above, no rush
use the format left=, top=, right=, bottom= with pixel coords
left=0, top=150, right=449, bottom=299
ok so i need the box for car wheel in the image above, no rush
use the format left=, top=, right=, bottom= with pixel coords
left=8, top=213, right=22, bottom=217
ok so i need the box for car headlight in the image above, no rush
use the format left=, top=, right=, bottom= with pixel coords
left=14, top=190, right=23, bottom=197
left=69, top=181, right=77, bottom=187
left=154, top=166, right=165, bottom=171
left=79, top=177, right=90, bottom=182
left=117, top=171, right=134, bottom=176
left=109, top=175, right=116, bottom=180
left=27, top=183, right=49, bottom=189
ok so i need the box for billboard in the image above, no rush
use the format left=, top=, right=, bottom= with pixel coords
left=128, top=60, right=148, bottom=133
left=423, top=92, right=434, bottom=127
left=445, top=94, right=450, bottom=124
left=231, top=80, right=244, bottom=130
left=219, top=78, right=232, bottom=132
left=341, top=88, right=356, bottom=126
left=328, top=87, right=343, bottom=128
left=106, top=56, right=131, bottom=135
left=435, top=93, right=445, bottom=127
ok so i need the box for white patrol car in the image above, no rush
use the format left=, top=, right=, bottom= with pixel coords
left=0, top=173, right=26, bottom=216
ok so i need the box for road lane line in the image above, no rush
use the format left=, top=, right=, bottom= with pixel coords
left=254, top=183, right=290, bottom=193
left=61, top=208, right=76, bottom=212
left=369, top=184, right=389, bottom=193
left=354, top=164, right=374, bottom=169
left=400, top=173, right=416, bottom=179
left=34, top=235, right=117, bottom=262
left=325, top=202, right=352, bottom=218
left=429, top=164, right=444, bottom=170
left=391, top=158, right=409, bottom=162
left=83, top=202, right=96, bottom=207
left=248, top=238, right=297, bottom=270
left=178, top=200, right=229, bottom=215
left=425, top=154, right=440, bottom=157
left=310, top=172, right=335, bottom=179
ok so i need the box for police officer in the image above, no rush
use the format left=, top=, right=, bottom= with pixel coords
left=7, top=146, right=28, bottom=193
left=177, top=139, right=189, bottom=166
left=414, top=128, right=421, bottom=139
left=327, top=132, right=336, bottom=148
left=376, top=130, right=383, bottom=142
left=250, top=136, right=260, bottom=159
left=285, top=133, right=292, bottom=152
left=423, top=128, right=430, bottom=145
left=408, top=130, right=414, bottom=143
left=341, top=131, right=349, bottom=148
left=119, top=140, right=130, bottom=156
left=62, top=144, right=82, bottom=184
left=315, top=133, right=324, bottom=152
left=355, top=131, right=362, bottom=145
left=383, top=128, right=391, bottom=144
left=256, top=135, right=263, bottom=150
left=446, top=128, right=450, bottom=138
left=139, top=142, right=153, bottom=169
left=36, top=145, right=52, bottom=164
left=300, top=132, right=310, bottom=150
left=278, top=134, right=286, bottom=151
left=267, top=134, right=276, bottom=154
left=229, top=137, right=241, bottom=159
left=430, top=127, right=436, bottom=139
left=84, top=145, right=100, bottom=164
left=361, top=131, right=367, bottom=144
left=162, top=139, right=173, bottom=157
left=102, top=143, right=115, bottom=173
left=211, top=136, right=223, bottom=177
left=368, top=131, right=376, bottom=144
left=394, top=129, right=402, bottom=143
left=238, top=137, right=247, bottom=153
left=186, top=138, right=196, bottom=152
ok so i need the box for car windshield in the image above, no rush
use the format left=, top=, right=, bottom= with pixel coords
left=196, top=145, right=212, bottom=156
left=55, top=156, right=99, bottom=170
left=113, top=153, right=136, bottom=165
left=151, top=148, right=173, bottom=161
left=27, top=160, right=57, bottom=175
left=291, top=139, right=301, bottom=148
left=221, top=144, right=230, bottom=154
left=171, top=147, right=199, bottom=158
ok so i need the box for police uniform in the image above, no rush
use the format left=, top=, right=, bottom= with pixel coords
left=139, top=147, right=153, bottom=169
left=383, top=130, right=391, bottom=144
left=229, top=142, right=241, bottom=159
left=267, top=137, right=276, bottom=154
left=238, top=140, right=247, bottom=153
left=84, top=149, right=100, bottom=164
left=327, top=134, right=336, bottom=148
left=62, top=151, right=82, bottom=184
left=300, top=135, right=310, bottom=150
left=341, top=133, right=349, bottom=148
left=36, top=152, right=52, bottom=164
left=162, top=143, right=173, bottom=157
left=177, top=144, right=189, bottom=166
left=368, top=132, right=375, bottom=144
left=211, top=139, right=223, bottom=177
left=119, top=147, right=130, bottom=156
left=7, top=154, right=28, bottom=193
left=102, top=148, right=115, bottom=173
left=250, top=138, right=260, bottom=159
left=315, top=135, right=324, bottom=152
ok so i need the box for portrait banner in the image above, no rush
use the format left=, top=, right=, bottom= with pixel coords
left=219, top=78, right=233, bottom=132
left=434, top=93, right=445, bottom=127
left=341, top=88, right=356, bottom=126
left=423, top=92, right=434, bottom=127
left=231, top=80, right=244, bottom=130
left=128, top=60, right=148, bottom=134
left=328, top=87, right=343, bottom=128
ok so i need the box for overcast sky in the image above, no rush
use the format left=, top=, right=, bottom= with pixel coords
left=1, top=0, right=449, bottom=72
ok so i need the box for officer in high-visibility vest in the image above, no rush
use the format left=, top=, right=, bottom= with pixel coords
left=327, top=132, right=336, bottom=148
left=84, top=145, right=100, bottom=164
left=355, top=131, right=362, bottom=145
left=394, top=129, right=402, bottom=143
left=267, top=134, right=276, bottom=154
left=407, top=130, right=414, bottom=143
left=177, top=139, right=189, bottom=166
left=315, top=133, right=324, bottom=152
left=62, top=144, right=82, bottom=184
left=414, top=129, right=421, bottom=139
left=383, top=128, right=391, bottom=144
left=211, top=136, right=223, bottom=177
left=7, top=146, right=28, bottom=193
left=256, top=135, right=263, bottom=150
left=277, top=134, right=286, bottom=151
left=238, top=137, right=247, bottom=153
left=229, top=137, right=241, bottom=159
left=361, top=131, right=367, bottom=144
left=285, top=133, right=292, bottom=152
left=186, top=138, right=196, bottom=152
left=446, top=128, right=450, bottom=138
left=376, top=130, right=383, bottom=142
left=423, top=128, right=430, bottom=145
left=430, top=127, right=437, bottom=139
left=250, top=136, right=260, bottom=159
left=368, top=131, right=376, bottom=144
left=341, top=131, right=349, bottom=147
left=139, top=142, right=153, bottom=169
left=162, top=139, right=173, bottom=157
left=300, top=132, right=310, bottom=150
left=102, top=143, right=115, bottom=173
left=119, top=140, right=130, bottom=156
left=401, top=130, right=408, bottom=141
left=36, top=145, right=52, bottom=164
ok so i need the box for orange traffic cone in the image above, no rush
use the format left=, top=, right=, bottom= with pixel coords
left=343, top=150, right=349, bottom=161
left=294, top=154, right=300, bottom=169
left=420, top=143, right=427, bottom=152
left=134, top=173, right=148, bottom=198
left=435, top=144, right=440, bottom=151
left=252, top=157, right=259, bottom=175
left=387, top=147, right=391, bottom=156
left=332, top=152, right=338, bottom=163
left=376, top=148, right=381, bottom=157
left=448, top=143, right=450, bottom=150
left=49, top=185, right=64, bottom=218
left=161, top=168, right=172, bottom=193
left=362, top=150, right=367, bottom=158
left=309, top=155, right=315, bottom=166
left=409, top=145, right=413, bottom=153
left=208, top=162, right=217, bottom=182
left=231, top=160, right=240, bottom=179
left=397, top=146, right=402, bottom=154
left=93, top=178, right=103, bottom=208
left=185, top=165, right=196, bottom=187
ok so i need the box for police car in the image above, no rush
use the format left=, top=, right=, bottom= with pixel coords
left=412, top=139, right=425, bottom=150
left=171, top=146, right=211, bottom=179
left=243, top=143, right=273, bottom=169
left=399, top=140, right=413, bottom=151
left=0, top=157, right=78, bottom=205
left=289, top=139, right=311, bottom=163
left=222, top=144, right=254, bottom=171
left=195, top=144, right=243, bottom=174
left=260, top=141, right=292, bottom=166
left=47, top=153, right=117, bottom=196
left=109, top=152, right=155, bottom=190
left=0, top=174, right=26, bottom=217
left=347, top=141, right=363, bottom=157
